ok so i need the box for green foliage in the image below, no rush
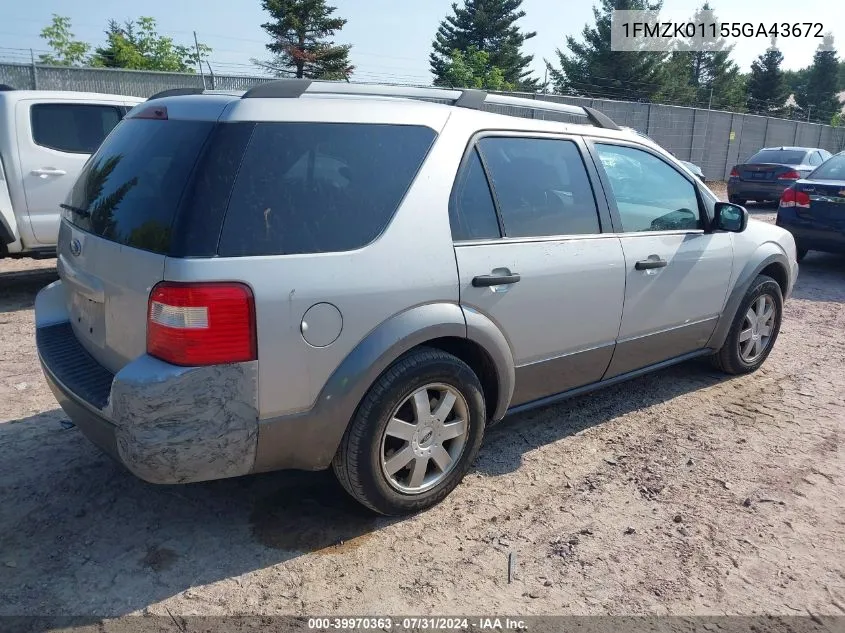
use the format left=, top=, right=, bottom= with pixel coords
left=39, top=15, right=91, bottom=66
left=442, top=47, right=514, bottom=91
left=547, top=0, right=665, bottom=101
left=91, top=18, right=210, bottom=72
left=655, top=2, right=745, bottom=110
left=747, top=45, right=788, bottom=115
left=831, top=111, right=842, bottom=127
left=257, top=0, right=353, bottom=80
left=430, top=0, right=537, bottom=90
left=795, top=34, right=841, bottom=123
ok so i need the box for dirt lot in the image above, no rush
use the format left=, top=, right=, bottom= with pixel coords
left=1, top=189, right=843, bottom=618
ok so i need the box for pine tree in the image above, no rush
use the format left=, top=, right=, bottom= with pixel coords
left=430, top=0, right=537, bottom=90
left=546, top=0, right=665, bottom=101
left=796, top=34, right=840, bottom=123
left=655, top=4, right=744, bottom=110
left=257, top=0, right=353, bottom=80
left=747, top=44, right=787, bottom=115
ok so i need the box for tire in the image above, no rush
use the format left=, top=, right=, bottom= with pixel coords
left=332, top=347, right=486, bottom=516
left=796, top=247, right=808, bottom=263
left=728, top=195, right=746, bottom=206
left=711, top=274, right=783, bottom=375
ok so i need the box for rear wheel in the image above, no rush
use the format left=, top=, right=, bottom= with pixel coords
left=711, top=274, right=783, bottom=375
left=728, top=195, right=746, bottom=206
left=332, top=347, right=486, bottom=516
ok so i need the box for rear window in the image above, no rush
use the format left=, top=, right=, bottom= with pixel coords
left=65, top=119, right=214, bottom=254
left=31, top=103, right=122, bottom=154
left=217, top=123, right=436, bottom=256
left=748, top=149, right=807, bottom=165
left=808, top=154, right=845, bottom=180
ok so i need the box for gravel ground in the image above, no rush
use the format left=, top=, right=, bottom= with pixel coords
left=1, top=186, right=843, bottom=618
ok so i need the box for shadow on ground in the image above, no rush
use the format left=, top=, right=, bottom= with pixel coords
left=0, top=267, right=58, bottom=313
left=0, top=356, right=729, bottom=618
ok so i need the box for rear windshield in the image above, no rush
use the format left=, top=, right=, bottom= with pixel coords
left=808, top=154, right=845, bottom=180
left=65, top=119, right=213, bottom=254
left=65, top=119, right=436, bottom=257
left=748, top=149, right=807, bottom=165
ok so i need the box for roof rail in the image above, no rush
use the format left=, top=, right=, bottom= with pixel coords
left=147, top=87, right=205, bottom=101
left=240, top=79, right=620, bottom=130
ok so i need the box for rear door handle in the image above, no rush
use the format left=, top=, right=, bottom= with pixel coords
left=472, top=273, right=521, bottom=287
left=635, top=256, right=668, bottom=270
left=32, top=168, right=67, bottom=178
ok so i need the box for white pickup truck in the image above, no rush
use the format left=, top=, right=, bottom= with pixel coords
left=0, top=87, right=143, bottom=258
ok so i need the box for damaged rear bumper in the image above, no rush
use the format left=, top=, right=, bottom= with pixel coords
left=35, top=280, right=260, bottom=484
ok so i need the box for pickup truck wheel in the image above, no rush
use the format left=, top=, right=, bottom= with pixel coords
left=332, top=347, right=486, bottom=516
left=712, top=274, right=783, bottom=375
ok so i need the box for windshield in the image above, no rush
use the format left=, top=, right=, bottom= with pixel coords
left=748, top=149, right=807, bottom=165
left=808, top=154, right=845, bottom=181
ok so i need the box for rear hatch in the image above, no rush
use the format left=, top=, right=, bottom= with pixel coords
left=58, top=109, right=223, bottom=373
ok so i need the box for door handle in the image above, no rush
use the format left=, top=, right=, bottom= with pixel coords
left=472, top=273, right=521, bottom=287
left=32, top=168, right=67, bottom=178
left=635, top=256, right=668, bottom=270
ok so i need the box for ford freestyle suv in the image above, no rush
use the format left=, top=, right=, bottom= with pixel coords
left=35, top=80, right=799, bottom=515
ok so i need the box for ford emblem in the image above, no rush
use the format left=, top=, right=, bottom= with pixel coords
left=69, top=238, right=82, bottom=257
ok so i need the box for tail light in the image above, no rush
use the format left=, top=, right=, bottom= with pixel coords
left=778, top=170, right=800, bottom=180
left=779, top=188, right=810, bottom=209
left=729, top=167, right=739, bottom=178
left=147, top=282, right=256, bottom=366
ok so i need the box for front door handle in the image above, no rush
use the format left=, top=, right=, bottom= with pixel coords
left=635, top=255, right=668, bottom=270
left=472, top=273, right=521, bottom=287
left=32, top=168, right=67, bottom=178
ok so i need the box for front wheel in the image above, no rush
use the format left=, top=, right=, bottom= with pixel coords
left=711, top=274, right=783, bottom=375
left=332, top=347, right=486, bottom=515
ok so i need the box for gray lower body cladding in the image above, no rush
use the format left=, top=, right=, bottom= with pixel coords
left=37, top=320, right=259, bottom=485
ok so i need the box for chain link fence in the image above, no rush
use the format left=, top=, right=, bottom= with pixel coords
left=2, top=61, right=844, bottom=181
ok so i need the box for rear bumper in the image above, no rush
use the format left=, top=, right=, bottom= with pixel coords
left=35, top=280, right=264, bottom=484
left=728, top=179, right=791, bottom=201
left=776, top=213, right=845, bottom=253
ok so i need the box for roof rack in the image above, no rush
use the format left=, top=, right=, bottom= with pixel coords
left=240, top=79, right=621, bottom=130
left=147, top=87, right=205, bottom=101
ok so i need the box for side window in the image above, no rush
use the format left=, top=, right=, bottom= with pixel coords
left=30, top=103, right=122, bottom=154
left=477, top=137, right=601, bottom=237
left=808, top=151, right=822, bottom=166
left=449, top=148, right=501, bottom=241
left=595, top=144, right=701, bottom=233
left=218, top=123, right=436, bottom=256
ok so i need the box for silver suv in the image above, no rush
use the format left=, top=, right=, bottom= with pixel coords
left=36, top=81, right=798, bottom=515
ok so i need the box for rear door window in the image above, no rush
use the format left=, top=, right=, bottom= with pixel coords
left=476, top=137, right=601, bottom=237
left=218, top=123, right=436, bottom=256
left=31, top=103, right=122, bottom=154
left=65, top=118, right=214, bottom=254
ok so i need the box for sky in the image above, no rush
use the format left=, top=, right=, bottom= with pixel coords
left=0, top=0, right=842, bottom=84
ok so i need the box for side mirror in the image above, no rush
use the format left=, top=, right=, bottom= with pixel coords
left=713, top=202, right=748, bottom=232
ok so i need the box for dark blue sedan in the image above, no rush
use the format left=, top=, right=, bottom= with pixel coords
left=776, top=151, right=845, bottom=262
